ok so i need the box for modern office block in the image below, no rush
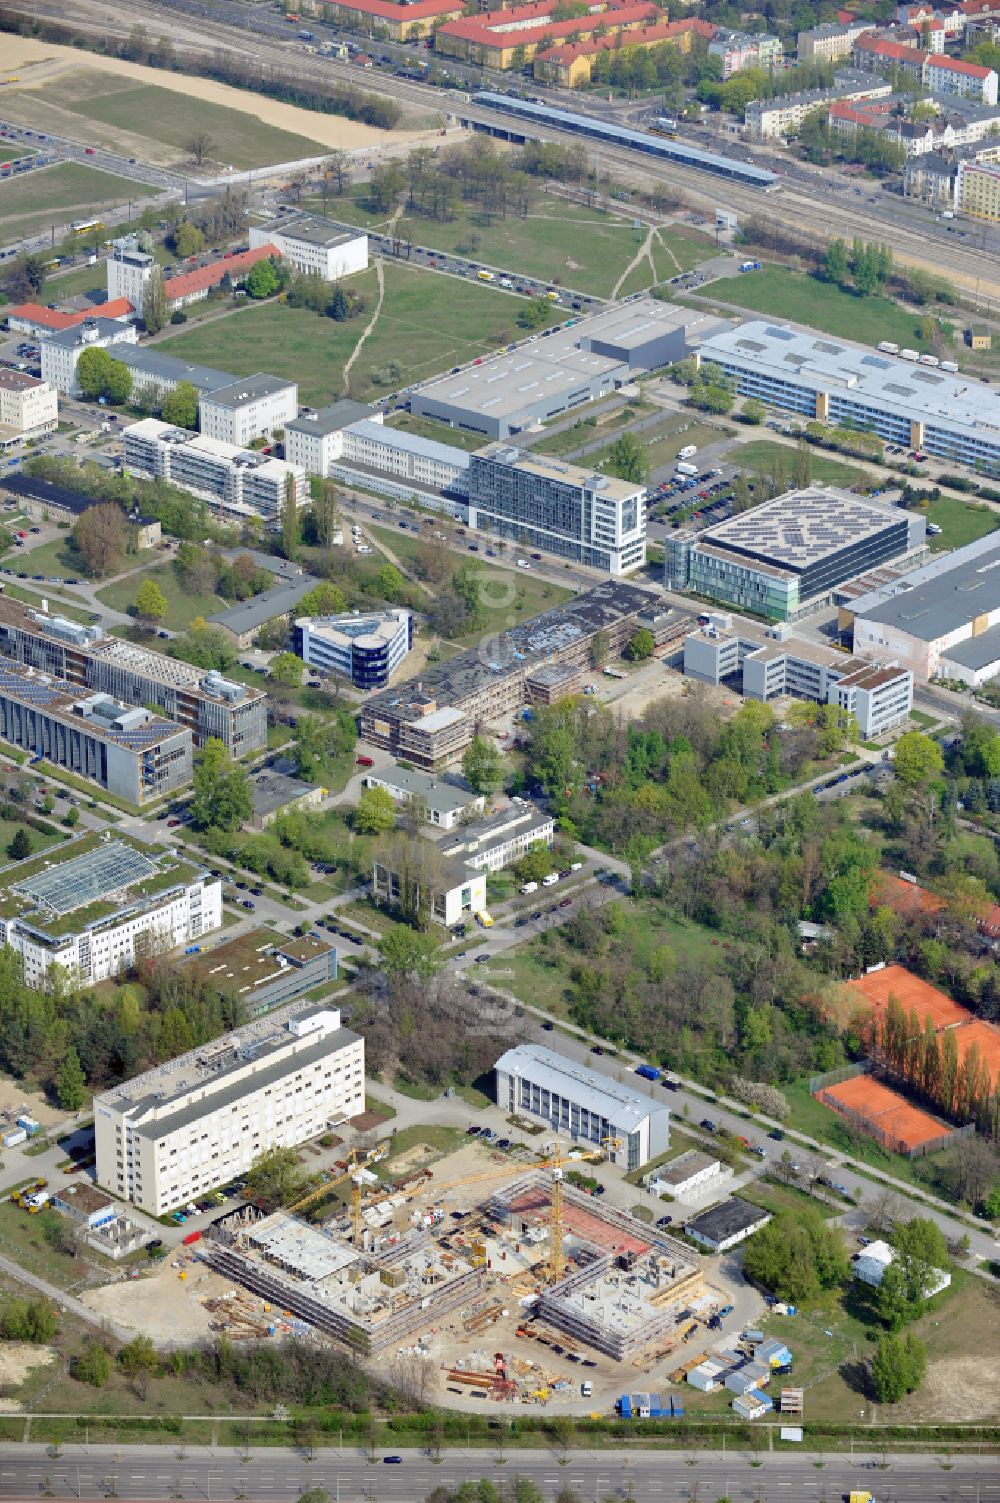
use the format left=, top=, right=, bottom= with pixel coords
left=248, top=216, right=368, bottom=279
left=296, top=609, right=412, bottom=689
left=198, top=375, right=299, bottom=448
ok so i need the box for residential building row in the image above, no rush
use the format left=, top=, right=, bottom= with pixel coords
left=665, top=486, right=927, bottom=623
left=108, top=237, right=282, bottom=312
left=852, top=34, right=998, bottom=103
left=683, top=610, right=914, bottom=738
left=359, top=579, right=688, bottom=769
left=123, top=417, right=306, bottom=522
left=828, top=91, right=1000, bottom=156
left=533, top=17, right=714, bottom=89
left=433, top=0, right=661, bottom=70
left=746, top=71, right=892, bottom=140
left=0, top=589, right=267, bottom=757
left=956, top=156, right=1000, bottom=218
left=0, top=835, right=222, bottom=991
left=693, top=319, right=1000, bottom=472
left=94, top=1001, right=363, bottom=1215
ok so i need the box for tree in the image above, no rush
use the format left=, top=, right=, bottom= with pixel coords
left=518, top=296, right=551, bottom=331
left=299, top=581, right=348, bottom=617
left=377, top=926, right=443, bottom=980
left=117, top=1335, right=158, bottom=1397
left=161, top=380, right=199, bottom=430
left=354, top=786, right=397, bottom=835
left=462, top=735, right=505, bottom=795
left=376, top=563, right=404, bottom=602
left=742, top=1208, right=849, bottom=1302
left=172, top=221, right=205, bottom=258
left=135, top=579, right=167, bottom=627
left=871, top=1331, right=926, bottom=1403
left=328, top=285, right=350, bottom=321
left=56, top=1044, right=87, bottom=1111
left=70, top=1341, right=111, bottom=1388
left=516, top=840, right=555, bottom=885
left=76, top=348, right=131, bottom=405
left=7, top=827, right=30, bottom=861
left=605, top=431, right=650, bottom=485
left=103, top=358, right=132, bottom=406
left=190, top=738, right=253, bottom=832
left=0, top=1298, right=57, bottom=1344
left=281, top=476, right=300, bottom=561
left=625, top=627, right=655, bottom=662
left=185, top=131, right=215, bottom=166
left=270, top=652, right=304, bottom=687
left=244, top=1145, right=315, bottom=1213
left=894, top=731, right=944, bottom=787
left=309, top=487, right=340, bottom=552
left=246, top=259, right=280, bottom=300
left=821, top=237, right=850, bottom=287
left=142, top=268, right=168, bottom=335
left=741, top=397, right=765, bottom=425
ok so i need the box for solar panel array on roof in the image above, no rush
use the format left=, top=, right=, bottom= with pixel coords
left=13, top=841, right=158, bottom=916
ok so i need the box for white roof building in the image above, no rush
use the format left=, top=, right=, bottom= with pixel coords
left=853, top=1238, right=952, bottom=1297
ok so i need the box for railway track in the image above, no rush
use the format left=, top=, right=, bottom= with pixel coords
left=13, top=0, right=1000, bottom=298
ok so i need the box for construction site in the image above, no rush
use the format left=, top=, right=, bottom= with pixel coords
left=197, top=1141, right=736, bottom=1405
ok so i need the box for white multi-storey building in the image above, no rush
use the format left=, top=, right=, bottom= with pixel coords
left=39, top=317, right=138, bottom=396
left=284, top=400, right=381, bottom=475
left=198, top=375, right=299, bottom=448
left=0, top=370, right=58, bottom=448
left=107, top=237, right=157, bottom=309
left=467, top=443, right=646, bottom=576
left=296, top=608, right=412, bottom=689
left=0, top=838, right=221, bottom=991
left=94, top=1003, right=364, bottom=1215
left=248, top=215, right=368, bottom=279
left=123, top=418, right=306, bottom=522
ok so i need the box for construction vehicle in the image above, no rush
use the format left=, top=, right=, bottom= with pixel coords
left=848, top=1494, right=874, bottom=1503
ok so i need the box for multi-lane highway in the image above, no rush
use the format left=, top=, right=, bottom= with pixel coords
left=0, top=1445, right=994, bottom=1502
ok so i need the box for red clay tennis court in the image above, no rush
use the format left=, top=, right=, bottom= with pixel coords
left=846, top=965, right=972, bottom=1032
left=954, top=1019, right=1000, bottom=1088
left=817, top=1074, right=947, bottom=1153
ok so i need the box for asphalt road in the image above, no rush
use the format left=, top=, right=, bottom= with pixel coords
left=0, top=1446, right=995, bottom=1502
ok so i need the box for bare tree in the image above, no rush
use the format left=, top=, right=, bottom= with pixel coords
left=185, top=131, right=215, bottom=167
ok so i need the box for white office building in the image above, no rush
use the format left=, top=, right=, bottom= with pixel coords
left=339, top=419, right=471, bottom=495
left=360, top=765, right=485, bottom=829
left=108, top=236, right=157, bottom=309
left=199, top=375, right=299, bottom=448
left=644, top=1149, right=729, bottom=1201
left=248, top=215, right=369, bottom=279
left=684, top=613, right=914, bottom=738
left=438, top=800, right=555, bottom=873
left=0, top=370, right=58, bottom=447
left=0, top=838, right=222, bottom=992
left=694, top=320, right=1000, bottom=471
left=468, top=444, right=646, bottom=575
left=296, top=608, right=412, bottom=689
left=94, top=1003, right=364, bottom=1215
left=285, top=400, right=380, bottom=475
left=494, top=1044, right=671, bottom=1171
left=39, top=317, right=138, bottom=397
left=371, top=850, right=488, bottom=929
left=123, top=418, right=306, bottom=522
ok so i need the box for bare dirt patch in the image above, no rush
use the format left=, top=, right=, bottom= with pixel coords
left=80, top=1263, right=235, bottom=1344
left=0, top=1342, right=57, bottom=1406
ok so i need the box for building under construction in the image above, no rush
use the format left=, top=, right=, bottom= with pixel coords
left=203, top=1209, right=488, bottom=1356
left=489, top=1169, right=705, bottom=1364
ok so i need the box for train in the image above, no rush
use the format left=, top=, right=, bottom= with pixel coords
left=471, top=92, right=781, bottom=192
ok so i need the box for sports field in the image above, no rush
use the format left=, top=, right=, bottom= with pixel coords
left=817, top=1074, right=946, bottom=1152
left=845, top=963, right=972, bottom=1031
left=156, top=263, right=559, bottom=405
left=955, top=1019, right=1000, bottom=1088
left=0, top=161, right=141, bottom=243
left=694, top=266, right=952, bottom=351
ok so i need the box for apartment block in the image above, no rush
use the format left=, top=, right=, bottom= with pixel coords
left=198, top=375, right=299, bottom=448
left=797, top=19, right=875, bottom=61
left=94, top=1003, right=364, bottom=1215
left=0, top=595, right=266, bottom=756
left=435, top=0, right=657, bottom=69
left=0, top=370, right=58, bottom=448
left=247, top=216, right=368, bottom=280
left=0, top=836, right=221, bottom=991
left=708, top=27, right=783, bottom=77
left=467, top=444, right=646, bottom=576
left=746, top=72, right=891, bottom=139
left=123, top=418, right=306, bottom=523
left=956, top=157, right=1000, bottom=217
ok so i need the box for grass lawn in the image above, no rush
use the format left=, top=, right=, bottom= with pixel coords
left=505, top=899, right=725, bottom=1021
left=156, top=263, right=560, bottom=407
left=95, top=561, right=226, bottom=630
left=376, top=1124, right=466, bottom=1180
left=33, top=76, right=325, bottom=172
left=922, top=496, right=999, bottom=551
left=10, top=533, right=87, bottom=580
left=697, top=266, right=951, bottom=352
left=0, top=817, right=64, bottom=861
left=731, top=438, right=869, bottom=488
left=0, top=162, right=145, bottom=243
left=0, top=1200, right=108, bottom=1291
left=366, top=523, right=573, bottom=643
left=385, top=411, right=486, bottom=452
left=738, top=1176, right=838, bottom=1220
left=310, top=189, right=714, bottom=298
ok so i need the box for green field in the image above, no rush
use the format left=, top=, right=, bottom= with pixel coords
left=309, top=187, right=713, bottom=298
left=731, top=438, right=869, bottom=487
left=385, top=411, right=486, bottom=452
left=11, top=74, right=325, bottom=172
left=8, top=534, right=86, bottom=581
left=923, top=495, right=999, bottom=551
left=575, top=418, right=725, bottom=478
left=0, top=162, right=144, bottom=243
left=95, top=561, right=227, bottom=631
left=697, top=266, right=952, bottom=351
left=156, top=263, right=561, bottom=407
left=366, top=523, right=572, bottom=643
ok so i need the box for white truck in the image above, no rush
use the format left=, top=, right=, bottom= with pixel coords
left=675, top=461, right=698, bottom=478
left=678, top=444, right=697, bottom=459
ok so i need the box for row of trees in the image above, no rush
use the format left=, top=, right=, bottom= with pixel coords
left=25, top=455, right=235, bottom=550
left=868, top=993, right=995, bottom=1128
left=797, top=111, right=906, bottom=175
left=820, top=236, right=895, bottom=298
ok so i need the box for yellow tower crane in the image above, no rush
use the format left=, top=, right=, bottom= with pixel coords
left=286, top=1144, right=385, bottom=1232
